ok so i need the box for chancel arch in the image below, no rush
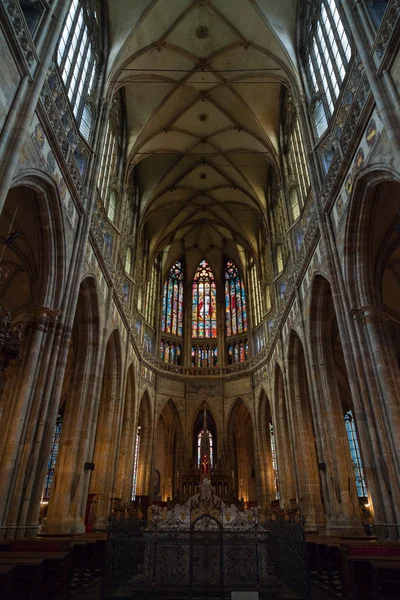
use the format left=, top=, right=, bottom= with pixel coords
left=0, top=179, right=67, bottom=538
left=343, top=169, right=400, bottom=539
left=90, top=329, right=123, bottom=529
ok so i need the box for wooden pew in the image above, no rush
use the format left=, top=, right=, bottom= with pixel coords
left=0, top=565, right=14, bottom=600
left=0, top=556, right=44, bottom=600
left=0, top=551, right=70, bottom=600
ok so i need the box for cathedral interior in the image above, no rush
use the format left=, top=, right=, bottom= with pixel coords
left=0, top=0, right=400, bottom=598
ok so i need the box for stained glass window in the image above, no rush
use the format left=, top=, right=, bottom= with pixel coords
left=197, top=431, right=213, bottom=467
left=344, top=411, right=367, bottom=497
left=43, top=415, right=63, bottom=500
left=191, top=345, right=218, bottom=368
left=161, top=261, right=184, bottom=336
left=161, top=340, right=182, bottom=365
left=192, top=260, right=217, bottom=338
left=224, top=260, right=247, bottom=337
left=98, top=95, right=121, bottom=222
left=227, top=340, right=248, bottom=365
left=131, top=426, right=141, bottom=501
left=269, top=422, right=279, bottom=500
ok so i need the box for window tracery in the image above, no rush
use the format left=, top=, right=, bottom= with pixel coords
left=227, top=339, right=248, bottom=364
left=269, top=422, right=279, bottom=500
left=161, top=340, right=182, bottom=365
left=224, top=260, right=247, bottom=337
left=305, top=0, right=352, bottom=135
left=131, top=426, right=141, bottom=501
left=192, top=260, right=217, bottom=339
left=191, top=345, right=218, bottom=368
left=344, top=410, right=367, bottom=497
left=145, top=263, right=158, bottom=328
left=197, top=431, right=213, bottom=467
left=43, top=415, right=63, bottom=501
left=57, top=0, right=100, bottom=139
left=98, top=94, right=122, bottom=223
left=250, top=263, right=262, bottom=328
left=161, top=261, right=184, bottom=337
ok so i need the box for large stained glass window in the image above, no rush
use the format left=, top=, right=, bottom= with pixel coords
left=344, top=411, right=367, bottom=497
left=192, top=260, right=217, bottom=338
left=43, top=415, right=63, bottom=501
left=225, top=260, right=247, bottom=337
left=161, top=261, right=184, bottom=336
left=191, top=344, right=218, bottom=368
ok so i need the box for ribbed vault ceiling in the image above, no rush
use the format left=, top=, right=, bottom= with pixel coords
left=107, top=0, right=300, bottom=274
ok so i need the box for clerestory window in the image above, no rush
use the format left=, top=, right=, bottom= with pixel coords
left=306, top=0, right=352, bottom=136
left=57, top=0, right=100, bottom=140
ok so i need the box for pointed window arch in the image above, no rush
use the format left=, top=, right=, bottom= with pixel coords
left=344, top=410, right=367, bottom=497
left=269, top=422, right=279, bottom=500
left=225, top=259, right=247, bottom=337
left=161, top=260, right=184, bottom=336
left=250, top=263, right=262, bottom=327
left=192, top=260, right=217, bottom=338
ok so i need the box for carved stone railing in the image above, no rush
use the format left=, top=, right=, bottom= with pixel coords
left=373, top=0, right=400, bottom=63
left=1, top=0, right=39, bottom=77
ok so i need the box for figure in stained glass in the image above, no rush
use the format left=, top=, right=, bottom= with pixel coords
left=161, top=260, right=184, bottom=337
left=192, top=260, right=217, bottom=338
left=224, top=259, right=247, bottom=336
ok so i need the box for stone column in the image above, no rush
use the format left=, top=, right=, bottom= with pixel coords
left=350, top=305, right=400, bottom=540
left=341, top=0, right=400, bottom=156
left=0, top=307, right=64, bottom=539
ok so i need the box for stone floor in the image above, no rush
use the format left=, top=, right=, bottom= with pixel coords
left=71, top=581, right=336, bottom=599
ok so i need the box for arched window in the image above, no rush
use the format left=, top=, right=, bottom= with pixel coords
left=265, top=285, right=271, bottom=312
left=161, top=261, right=184, bottom=336
left=306, top=0, right=352, bottom=129
left=192, top=260, right=217, bottom=339
left=125, top=247, right=132, bottom=275
left=57, top=0, right=100, bottom=135
left=197, top=431, right=213, bottom=467
left=225, top=260, right=247, bottom=337
left=131, top=426, right=141, bottom=501
left=98, top=94, right=121, bottom=223
left=250, top=263, right=262, bottom=327
left=290, top=188, right=300, bottom=221
left=43, top=415, right=63, bottom=501
left=314, top=98, right=328, bottom=138
left=288, top=118, right=310, bottom=210
left=276, top=247, right=284, bottom=274
left=145, top=263, right=158, bottom=328
left=269, top=422, right=279, bottom=500
left=344, top=411, right=367, bottom=497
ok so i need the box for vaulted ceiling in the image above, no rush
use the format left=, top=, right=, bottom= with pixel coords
left=106, top=0, right=300, bottom=275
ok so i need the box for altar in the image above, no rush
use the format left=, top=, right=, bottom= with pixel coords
left=101, top=479, right=310, bottom=600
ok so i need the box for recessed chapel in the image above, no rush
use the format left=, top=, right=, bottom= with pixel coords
left=0, top=0, right=400, bottom=598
